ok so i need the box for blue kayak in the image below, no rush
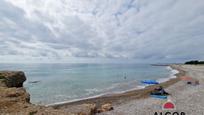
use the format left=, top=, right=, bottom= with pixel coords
left=150, top=95, right=167, bottom=99
left=141, top=80, right=159, bottom=85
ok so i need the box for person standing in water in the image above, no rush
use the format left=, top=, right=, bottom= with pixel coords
left=124, top=73, right=127, bottom=79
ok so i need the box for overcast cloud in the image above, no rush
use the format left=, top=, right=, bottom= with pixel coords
left=0, top=0, right=204, bottom=63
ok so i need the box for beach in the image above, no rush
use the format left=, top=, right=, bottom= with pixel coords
left=49, top=65, right=204, bottom=115
left=96, top=65, right=204, bottom=115
left=1, top=64, right=204, bottom=115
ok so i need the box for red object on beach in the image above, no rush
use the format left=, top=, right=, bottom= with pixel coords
left=180, top=76, right=193, bottom=81
left=163, top=102, right=175, bottom=109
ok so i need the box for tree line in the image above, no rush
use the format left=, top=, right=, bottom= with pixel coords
left=185, top=60, right=204, bottom=64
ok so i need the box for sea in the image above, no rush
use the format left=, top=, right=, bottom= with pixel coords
left=0, top=63, right=178, bottom=105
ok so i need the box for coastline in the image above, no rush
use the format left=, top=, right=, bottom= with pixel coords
left=98, top=64, right=204, bottom=115
left=4, top=64, right=204, bottom=115
left=50, top=65, right=185, bottom=109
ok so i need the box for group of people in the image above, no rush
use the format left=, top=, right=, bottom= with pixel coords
left=150, top=86, right=169, bottom=96
left=151, top=77, right=200, bottom=96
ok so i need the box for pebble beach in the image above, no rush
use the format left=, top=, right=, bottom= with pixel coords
left=97, top=65, right=204, bottom=115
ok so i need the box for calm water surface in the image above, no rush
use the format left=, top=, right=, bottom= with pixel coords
left=0, top=63, right=173, bottom=105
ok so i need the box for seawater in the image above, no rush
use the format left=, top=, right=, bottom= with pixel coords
left=0, top=63, right=177, bottom=105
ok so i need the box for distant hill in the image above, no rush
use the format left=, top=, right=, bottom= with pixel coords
left=185, top=60, right=204, bottom=65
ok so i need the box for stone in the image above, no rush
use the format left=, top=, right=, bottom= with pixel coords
left=63, top=103, right=96, bottom=115
left=97, top=103, right=113, bottom=113
left=101, top=103, right=113, bottom=111
left=0, top=71, right=26, bottom=87
left=0, top=79, right=7, bottom=87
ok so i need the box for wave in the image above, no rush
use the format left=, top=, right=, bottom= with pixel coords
left=46, top=94, right=105, bottom=107
left=46, top=85, right=146, bottom=107
left=157, top=66, right=179, bottom=83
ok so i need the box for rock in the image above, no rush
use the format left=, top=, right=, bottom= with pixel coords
left=0, top=71, right=26, bottom=87
left=0, top=87, right=30, bottom=104
left=97, top=103, right=113, bottom=113
left=0, top=71, right=95, bottom=115
left=0, top=71, right=30, bottom=106
left=0, top=79, right=7, bottom=87
left=0, top=71, right=78, bottom=115
left=81, top=104, right=96, bottom=115
left=28, top=81, right=40, bottom=84
left=62, top=103, right=96, bottom=115
left=28, top=110, right=38, bottom=115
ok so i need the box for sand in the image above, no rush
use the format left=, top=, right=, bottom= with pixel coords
left=97, top=65, right=204, bottom=115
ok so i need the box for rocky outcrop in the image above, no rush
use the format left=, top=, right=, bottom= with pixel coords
left=0, top=71, right=100, bottom=115
left=0, top=71, right=26, bottom=87
left=0, top=71, right=73, bottom=115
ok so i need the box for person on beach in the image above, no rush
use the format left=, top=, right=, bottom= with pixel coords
left=151, top=86, right=169, bottom=96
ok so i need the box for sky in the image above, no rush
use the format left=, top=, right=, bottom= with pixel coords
left=0, top=0, right=204, bottom=63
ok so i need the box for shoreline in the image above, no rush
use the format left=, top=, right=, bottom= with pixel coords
left=2, top=64, right=203, bottom=115
left=99, top=65, right=204, bottom=115
left=50, top=65, right=185, bottom=109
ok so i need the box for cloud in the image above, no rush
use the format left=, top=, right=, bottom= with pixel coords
left=0, top=0, right=204, bottom=63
